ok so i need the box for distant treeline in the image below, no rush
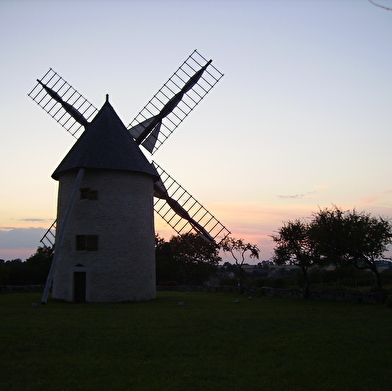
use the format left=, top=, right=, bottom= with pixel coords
left=0, top=247, right=52, bottom=285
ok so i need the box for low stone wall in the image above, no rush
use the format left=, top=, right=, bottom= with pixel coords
left=3, top=284, right=388, bottom=304
left=157, top=285, right=388, bottom=304
left=261, top=287, right=387, bottom=304
left=157, top=285, right=238, bottom=293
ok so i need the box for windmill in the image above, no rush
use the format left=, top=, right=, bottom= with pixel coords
left=28, top=50, right=230, bottom=303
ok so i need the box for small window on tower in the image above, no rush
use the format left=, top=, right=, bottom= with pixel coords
left=80, top=188, right=98, bottom=200
left=76, top=235, right=99, bottom=251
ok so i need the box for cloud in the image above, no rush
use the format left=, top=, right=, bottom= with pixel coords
left=314, top=185, right=329, bottom=189
left=0, top=227, right=46, bottom=250
left=18, top=218, right=50, bottom=223
left=278, top=191, right=316, bottom=199
left=278, top=194, right=304, bottom=199
left=362, top=190, right=392, bottom=206
left=0, top=227, right=48, bottom=260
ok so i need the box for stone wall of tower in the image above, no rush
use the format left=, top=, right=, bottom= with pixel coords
left=52, top=169, right=156, bottom=302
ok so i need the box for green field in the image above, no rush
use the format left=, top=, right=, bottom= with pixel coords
left=1, top=291, right=391, bottom=391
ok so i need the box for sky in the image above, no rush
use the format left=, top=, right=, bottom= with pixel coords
left=0, top=0, right=391, bottom=263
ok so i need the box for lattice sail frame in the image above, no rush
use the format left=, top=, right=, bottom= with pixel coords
left=128, top=49, right=224, bottom=154
left=153, top=162, right=230, bottom=244
left=40, top=220, right=56, bottom=249
left=28, top=68, right=98, bottom=139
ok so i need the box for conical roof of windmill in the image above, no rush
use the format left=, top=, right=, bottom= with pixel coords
left=52, top=98, right=159, bottom=181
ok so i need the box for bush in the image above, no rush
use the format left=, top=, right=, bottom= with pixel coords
left=251, top=277, right=271, bottom=288
left=385, top=295, right=392, bottom=309
left=219, top=277, right=238, bottom=287
left=271, top=278, right=288, bottom=289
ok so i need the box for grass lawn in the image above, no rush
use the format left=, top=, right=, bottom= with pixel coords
left=1, top=291, right=391, bottom=391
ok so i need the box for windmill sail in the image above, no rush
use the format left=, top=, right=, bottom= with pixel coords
left=36, top=80, right=89, bottom=126
left=128, top=50, right=224, bottom=154
left=28, top=68, right=98, bottom=138
left=128, top=117, right=161, bottom=153
left=40, top=220, right=56, bottom=249
left=131, top=59, right=212, bottom=147
left=154, top=179, right=215, bottom=243
left=152, top=162, right=230, bottom=245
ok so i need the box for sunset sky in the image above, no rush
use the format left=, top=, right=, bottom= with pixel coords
left=1, top=0, right=391, bottom=262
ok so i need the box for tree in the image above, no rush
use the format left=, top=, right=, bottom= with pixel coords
left=156, top=233, right=221, bottom=285
left=0, top=247, right=53, bottom=285
left=170, top=233, right=221, bottom=285
left=220, top=236, right=260, bottom=293
left=310, top=206, right=392, bottom=291
left=155, top=234, right=182, bottom=284
left=309, top=206, right=351, bottom=271
left=25, top=246, right=53, bottom=284
left=271, top=219, right=318, bottom=298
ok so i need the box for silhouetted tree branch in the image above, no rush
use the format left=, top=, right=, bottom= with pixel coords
left=220, top=236, right=260, bottom=294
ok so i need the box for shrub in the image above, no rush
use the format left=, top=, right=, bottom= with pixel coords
left=252, top=277, right=270, bottom=288
left=219, top=277, right=238, bottom=287
left=271, top=278, right=287, bottom=289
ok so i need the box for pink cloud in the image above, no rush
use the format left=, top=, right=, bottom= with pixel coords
left=362, top=190, right=392, bottom=205
left=314, top=185, right=329, bottom=189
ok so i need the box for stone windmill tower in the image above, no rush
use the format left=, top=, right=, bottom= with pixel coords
left=50, top=97, right=159, bottom=303
left=28, top=50, right=230, bottom=303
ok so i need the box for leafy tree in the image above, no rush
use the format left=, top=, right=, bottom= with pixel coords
left=309, top=206, right=350, bottom=270
left=0, top=247, right=53, bottom=285
left=271, top=219, right=318, bottom=298
left=3, top=259, right=26, bottom=284
left=0, top=259, right=9, bottom=284
left=310, top=206, right=392, bottom=291
left=170, top=233, right=221, bottom=285
left=220, top=236, right=260, bottom=293
left=24, top=246, right=53, bottom=284
left=344, top=210, right=392, bottom=290
left=155, top=234, right=181, bottom=284
left=156, top=233, right=221, bottom=285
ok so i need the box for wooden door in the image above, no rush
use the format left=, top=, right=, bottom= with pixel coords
left=73, top=272, right=86, bottom=303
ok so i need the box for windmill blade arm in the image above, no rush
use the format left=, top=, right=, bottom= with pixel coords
left=135, top=59, right=212, bottom=145
left=158, top=58, right=213, bottom=117
left=28, top=68, right=98, bottom=138
left=128, top=50, right=224, bottom=154
left=40, top=220, right=57, bottom=249
left=153, top=57, right=212, bottom=122
left=155, top=93, right=183, bottom=124
left=141, top=124, right=161, bottom=154
left=181, top=59, right=212, bottom=94
left=128, top=116, right=158, bottom=139
left=153, top=162, right=230, bottom=245
left=37, top=80, right=89, bottom=126
left=154, top=183, right=214, bottom=243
